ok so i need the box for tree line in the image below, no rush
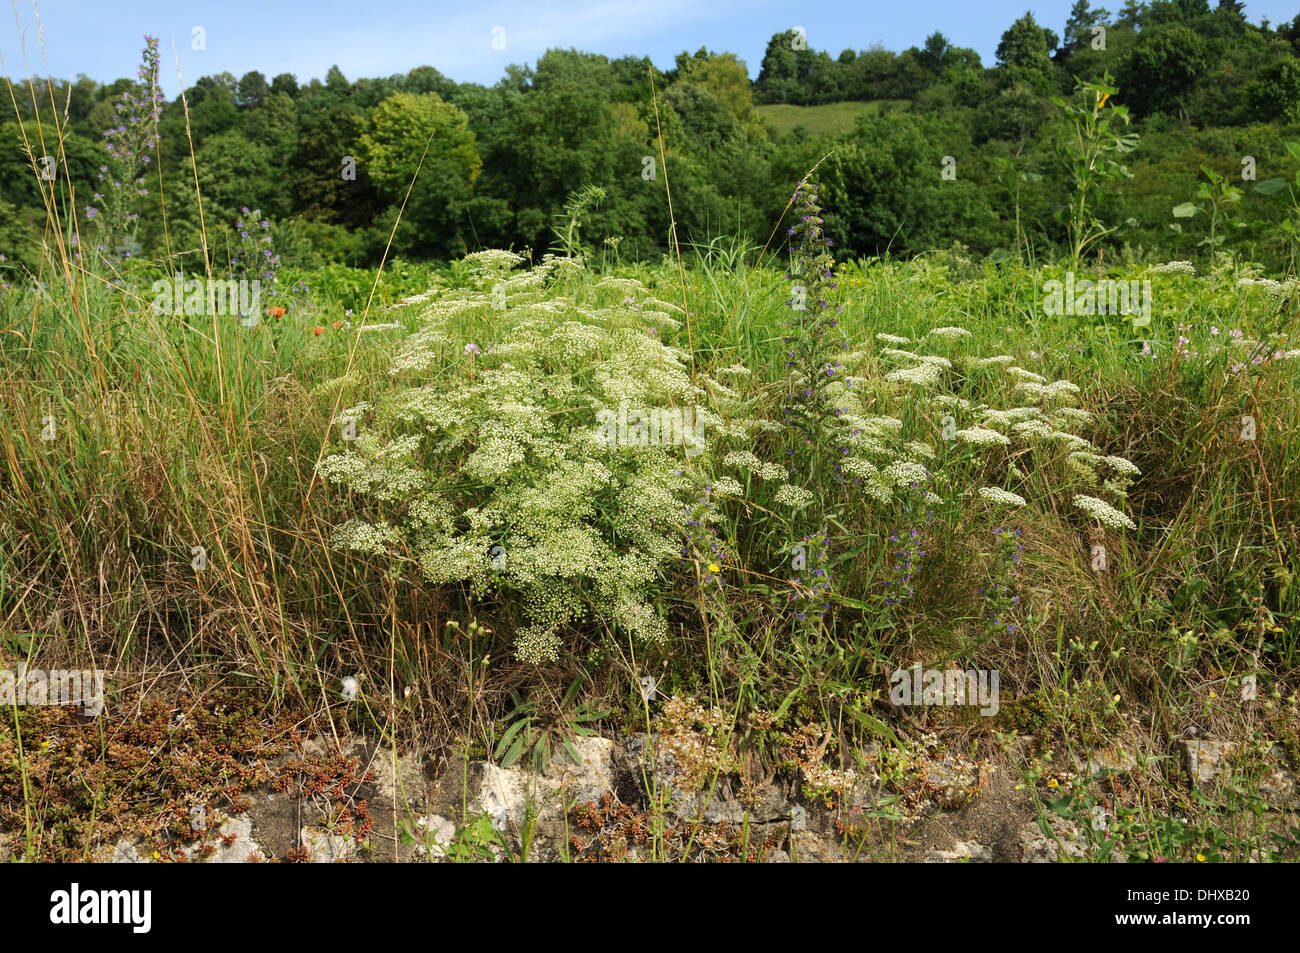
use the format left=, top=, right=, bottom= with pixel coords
left=3, top=0, right=1300, bottom=277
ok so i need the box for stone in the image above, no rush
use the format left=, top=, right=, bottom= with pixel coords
left=182, top=814, right=261, bottom=863
left=1018, top=814, right=1088, bottom=863
left=1258, top=746, right=1297, bottom=809
left=110, top=840, right=148, bottom=863
left=301, top=826, right=356, bottom=863
left=469, top=736, right=618, bottom=832
left=788, top=830, right=846, bottom=862
left=925, top=840, right=994, bottom=863
left=544, top=736, right=615, bottom=806
left=1184, top=739, right=1237, bottom=787
left=1078, top=746, right=1138, bottom=776
left=371, top=749, right=430, bottom=810
left=1183, top=739, right=1297, bottom=808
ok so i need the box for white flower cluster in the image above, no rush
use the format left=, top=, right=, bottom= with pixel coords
left=329, top=519, right=403, bottom=556
left=1236, top=277, right=1283, bottom=292
left=515, top=624, right=562, bottom=665
left=1007, top=366, right=1047, bottom=384
left=774, top=483, right=814, bottom=508
left=316, top=251, right=730, bottom=667
left=1147, top=260, right=1196, bottom=275
left=903, top=441, right=935, bottom=460
left=926, top=326, right=972, bottom=339
left=723, top=450, right=762, bottom=471
left=882, top=460, right=930, bottom=487
left=464, top=249, right=526, bottom=272
left=1073, top=494, right=1137, bottom=530
left=1052, top=407, right=1092, bottom=427
left=711, top=476, right=745, bottom=498
left=978, top=486, right=1027, bottom=507
left=885, top=362, right=945, bottom=387
left=881, top=347, right=922, bottom=361
left=1104, top=455, right=1141, bottom=477
left=956, top=426, right=1010, bottom=447
left=1010, top=419, right=1054, bottom=440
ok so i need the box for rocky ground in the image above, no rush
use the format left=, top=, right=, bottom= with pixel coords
left=6, top=716, right=1293, bottom=863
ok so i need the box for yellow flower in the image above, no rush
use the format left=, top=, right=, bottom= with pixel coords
left=1196, top=852, right=1206, bottom=862
left=708, top=563, right=720, bottom=573
left=1047, top=778, right=1059, bottom=788
left=1097, top=93, right=1111, bottom=109
left=1209, top=690, right=1217, bottom=698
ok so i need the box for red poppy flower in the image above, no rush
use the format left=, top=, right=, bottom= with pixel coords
left=312, top=326, right=325, bottom=336
left=267, top=306, right=286, bottom=319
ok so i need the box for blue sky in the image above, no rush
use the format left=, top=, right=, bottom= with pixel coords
left=2, top=1, right=1297, bottom=95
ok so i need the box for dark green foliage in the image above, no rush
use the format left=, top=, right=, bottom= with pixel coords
left=3, top=5, right=1300, bottom=273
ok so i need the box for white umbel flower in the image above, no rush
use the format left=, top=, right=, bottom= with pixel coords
left=876, top=333, right=911, bottom=345
left=1073, top=494, right=1137, bottom=530
left=1008, top=366, right=1047, bottom=383
left=1147, top=260, right=1195, bottom=275
left=723, top=451, right=762, bottom=471
left=884, top=363, right=945, bottom=386
left=882, top=461, right=930, bottom=486
left=1011, top=419, right=1054, bottom=439
left=1104, top=456, right=1141, bottom=477
left=774, top=484, right=814, bottom=508
left=956, top=426, right=1010, bottom=446
left=881, top=348, right=922, bottom=361
left=927, top=326, right=972, bottom=339
left=978, top=487, right=1027, bottom=507
left=711, top=476, right=745, bottom=498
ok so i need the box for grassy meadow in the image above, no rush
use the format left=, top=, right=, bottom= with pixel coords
left=2, top=215, right=1298, bottom=860
left=1, top=16, right=1299, bottom=865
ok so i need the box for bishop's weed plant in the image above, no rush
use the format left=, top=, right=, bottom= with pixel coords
left=315, top=251, right=727, bottom=665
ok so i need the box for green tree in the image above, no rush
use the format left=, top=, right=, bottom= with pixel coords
left=1123, top=23, right=1209, bottom=118
left=236, top=70, right=269, bottom=108
left=1062, top=1, right=1110, bottom=56
left=675, top=50, right=760, bottom=130
left=1247, top=57, right=1300, bottom=123
left=270, top=73, right=299, bottom=99
left=359, top=92, right=481, bottom=258
left=997, top=12, right=1061, bottom=92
